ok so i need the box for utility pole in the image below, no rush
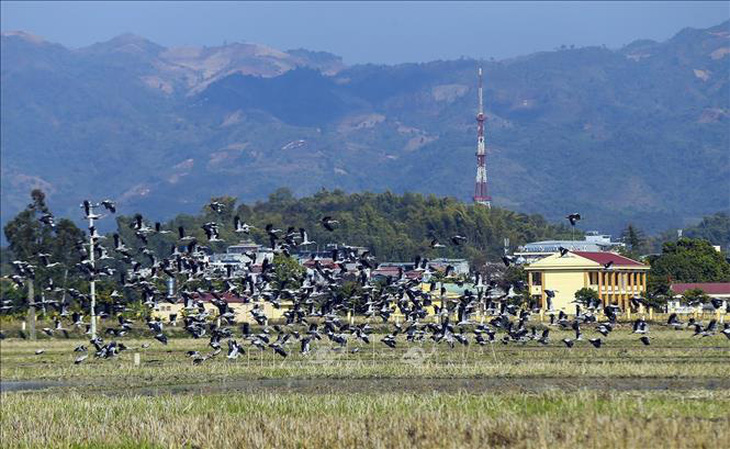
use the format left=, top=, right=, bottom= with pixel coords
left=88, top=211, right=97, bottom=339
left=27, top=281, right=36, bottom=340
left=82, top=199, right=114, bottom=340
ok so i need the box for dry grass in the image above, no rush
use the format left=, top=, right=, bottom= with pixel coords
left=1, top=390, right=729, bottom=449
left=1, top=326, right=728, bottom=386
left=2, top=325, right=728, bottom=448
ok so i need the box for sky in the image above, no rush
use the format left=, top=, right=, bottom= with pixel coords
left=1, top=1, right=728, bottom=64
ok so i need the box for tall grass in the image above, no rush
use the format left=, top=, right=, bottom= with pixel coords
left=2, top=390, right=728, bottom=448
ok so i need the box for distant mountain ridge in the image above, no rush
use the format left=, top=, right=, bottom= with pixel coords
left=1, top=21, right=728, bottom=234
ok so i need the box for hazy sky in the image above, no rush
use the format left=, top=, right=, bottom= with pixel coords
left=1, top=1, right=728, bottom=64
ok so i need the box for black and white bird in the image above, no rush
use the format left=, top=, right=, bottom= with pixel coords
left=566, top=213, right=581, bottom=226
left=321, top=216, right=339, bottom=232
left=234, top=216, right=253, bottom=234
left=588, top=338, right=602, bottom=348
left=430, top=238, right=445, bottom=249
left=101, top=200, right=116, bottom=214
left=81, top=200, right=101, bottom=220
left=632, top=318, right=648, bottom=334
left=38, top=253, right=62, bottom=268
left=450, top=235, right=467, bottom=246
left=667, top=313, right=683, bottom=329
left=299, top=228, right=316, bottom=246
left=154, top=222, right=171, bottom=234
left=208, top=201, right=226, bottom=214
left=178, top=226, right=195, bottom=242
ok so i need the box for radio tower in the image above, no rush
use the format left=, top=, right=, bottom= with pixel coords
left=473, top=67, right=491, bottom=208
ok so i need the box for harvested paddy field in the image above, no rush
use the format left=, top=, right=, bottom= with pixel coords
left=1, top=325, right=728, bottom=448
left=2, top=389, right=729, bottom=448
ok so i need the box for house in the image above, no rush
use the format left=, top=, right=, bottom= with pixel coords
left=669, top=282, right=730, bottom=312
left=208, top=240, right=273, bottom=277
left=524, top=251, right=649, bottom=311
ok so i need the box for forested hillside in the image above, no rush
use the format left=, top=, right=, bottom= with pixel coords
left=115, top=189, right=576, bottom=266
left=1, top=21, right=728, bottom=234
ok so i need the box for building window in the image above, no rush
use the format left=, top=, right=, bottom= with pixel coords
left=532, top=272, right=542, bottom=286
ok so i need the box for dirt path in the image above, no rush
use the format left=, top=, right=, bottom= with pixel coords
left=4, top=377, right=730, bottom=395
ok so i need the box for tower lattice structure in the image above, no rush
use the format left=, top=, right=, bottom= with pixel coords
left=473, top=67, right=491, bottom=208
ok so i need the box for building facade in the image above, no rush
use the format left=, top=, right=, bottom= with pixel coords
left=524, top=251, right=649, bottom=311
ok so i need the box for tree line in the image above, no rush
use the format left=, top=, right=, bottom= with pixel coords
left=2, top=188, right=729, bottom=315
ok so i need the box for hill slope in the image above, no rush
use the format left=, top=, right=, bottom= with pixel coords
left=1, top=22, right=728, bottom=234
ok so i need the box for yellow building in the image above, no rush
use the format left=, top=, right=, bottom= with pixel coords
left=524, top=251, right=649, bottom=311
left=153, top=298, right=292, bottom=323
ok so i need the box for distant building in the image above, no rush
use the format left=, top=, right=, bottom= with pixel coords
left=209, top=240, right=273, bottom=276
left=429, top=258, right=470, bottom=275
left=669, top=282, right=730, bottom=312
left=515, top=231, right=624, bottom=263
left=152, top=293, right=290, bottom=323
left=374, top=259, right=470, bottom=279
left=371, top=264, right=422, bottom=280
left=524, top=251, right=649, bottom=312
left=293, top=243, right=369, bottom=263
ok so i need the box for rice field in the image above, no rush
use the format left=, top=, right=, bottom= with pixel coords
left=1, top=323, right=729, bottom=448
left=2, top=390, right=729, bottom=448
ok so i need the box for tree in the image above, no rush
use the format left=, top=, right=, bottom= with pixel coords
left=3, top=190, right=87, bottom=336
left=682, top=288, right=710, bottom=306
left=271, top=254, right=305, bottom=290
left=502, top=266, right=527, bottom=287
left=649, top=238, right=730, bottom=284
left=4, top=189, right=53, bottom=261
left=574, top=287, right=600, bottom=308
left=3, top=190, right=53, bottom=339
left=646, top=275, right=672, bottom=299
left=683, top=212, right=730, bottom=255
left=620, top=223, right=646, bottom=259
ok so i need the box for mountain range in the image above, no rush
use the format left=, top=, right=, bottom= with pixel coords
left=1, top=21, right=728, bottom=235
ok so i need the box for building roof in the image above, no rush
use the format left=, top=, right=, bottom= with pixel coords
left=525, top=250, right=648, bottom=270
left=518, top=241, right=601, bottom=253
left=188, top=292, right=252, bottom=303
left=572, top=251, right=645, bottom=267
left=302, top=258, right=339, bottom=269
left=671, top=283, right=730, bottom=295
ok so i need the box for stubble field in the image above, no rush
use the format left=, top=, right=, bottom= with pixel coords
left=1, top=320, right=729, bottom=448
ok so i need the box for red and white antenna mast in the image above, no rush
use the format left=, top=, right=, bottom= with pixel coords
left=473, top=66, right=491, bottom=207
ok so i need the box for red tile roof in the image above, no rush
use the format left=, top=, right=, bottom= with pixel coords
left=372, top=267, right=400, bottom=274
left=572, top=251, right=645, bottom=267
left=302, top=259, right=339, bottom=269
left=192, top=292, right=252, bottom=303
left=671, top=283, right=730, bottom=295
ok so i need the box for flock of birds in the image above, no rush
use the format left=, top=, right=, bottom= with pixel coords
left=2, top=204, right=729, bottom=365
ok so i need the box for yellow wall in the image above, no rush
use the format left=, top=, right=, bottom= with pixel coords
left=542, top=270, right=586, bottom=311
left=152, top=301, right=291, bottom=323
left=525, top=252, right=649, bottom=312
